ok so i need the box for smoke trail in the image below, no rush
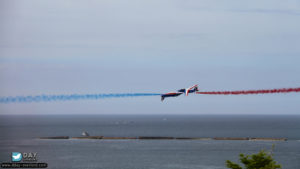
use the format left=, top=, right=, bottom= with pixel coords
left=0, top=93, right=161, bottom=103
left=196, top=87, right=300, bottom=95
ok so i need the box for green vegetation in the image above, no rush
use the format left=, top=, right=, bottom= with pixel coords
left=226, top=146, right=281, bottom=169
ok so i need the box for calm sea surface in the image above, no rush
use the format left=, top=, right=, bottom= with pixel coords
left=0, top=115, right=299, bottom=169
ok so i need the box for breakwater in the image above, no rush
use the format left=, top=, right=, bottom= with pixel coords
left=39, top=136, right=287, bottom=141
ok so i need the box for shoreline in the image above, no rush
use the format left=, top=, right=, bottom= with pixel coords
left=39, top=136, right=287, bottom=141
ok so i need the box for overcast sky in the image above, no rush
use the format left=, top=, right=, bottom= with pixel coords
left=0, top=0, right=300, bottom=114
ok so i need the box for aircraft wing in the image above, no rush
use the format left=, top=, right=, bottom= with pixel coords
left=161, top=92, right=183, bottom=101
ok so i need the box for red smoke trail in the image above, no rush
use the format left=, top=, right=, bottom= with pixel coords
left=196, top=87, right=300, bottom=95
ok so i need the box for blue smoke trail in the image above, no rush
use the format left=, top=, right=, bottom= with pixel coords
left=0, top=93, right=162, bottom=103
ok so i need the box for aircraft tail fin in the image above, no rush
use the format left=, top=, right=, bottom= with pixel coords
left=186, top=84, right=198, bottom=96
left=185, top=90, right=189, bottom=96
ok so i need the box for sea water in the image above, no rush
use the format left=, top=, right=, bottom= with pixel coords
left=0, top=115, right=299, bottom=169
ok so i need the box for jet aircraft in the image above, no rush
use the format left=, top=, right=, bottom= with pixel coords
left=161, top=84, right=199, bottom=101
